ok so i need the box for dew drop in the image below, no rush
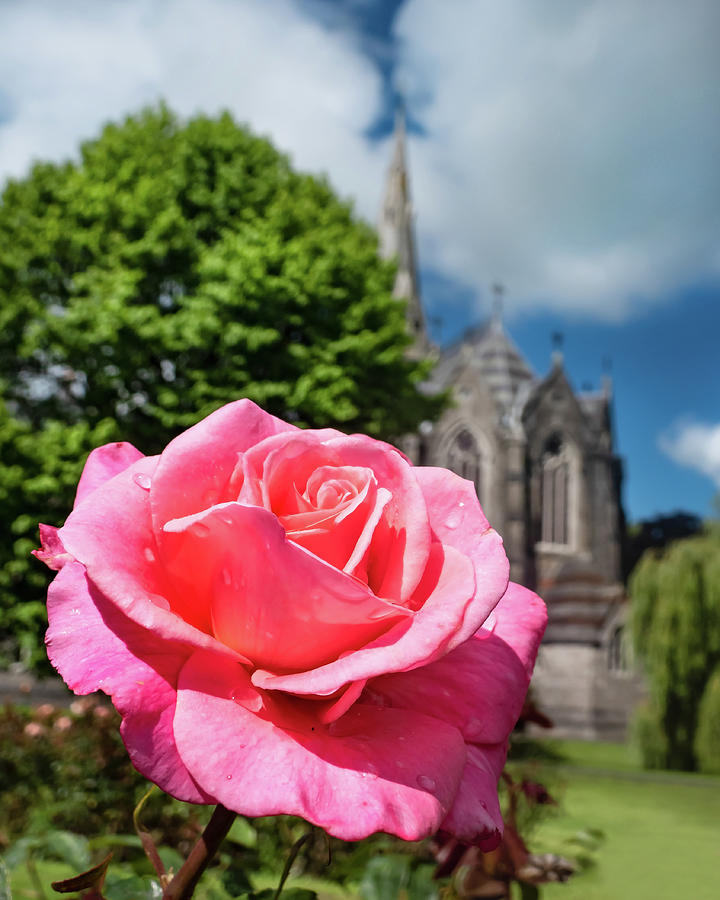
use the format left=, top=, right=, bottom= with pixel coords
left=202, top=489, right=217, bottom=506
left=192, top=522, right=211, bottom=537
left=70, top=608, right=80, bottom=616
left=144, top=547, right=155, bottom=563
left=458, top=501, right=465, bottom=508
left=466, top=718, right=483, bottom=739
left=133, top=472, right=152, bottom=491
left=417, top=774, right=437, bottom=791
left=366, top=762, right=379, bottom=776
left=221, top=568, right=232, bottom=587
left=445, top=509, right=462, bottom=529
left=226, top=774, right=233, bottom=780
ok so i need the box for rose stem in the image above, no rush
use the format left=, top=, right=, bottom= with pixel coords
left=162, top=804, right=237, bottom=900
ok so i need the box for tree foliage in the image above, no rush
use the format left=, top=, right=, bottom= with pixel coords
left=0, top=105, right=443, bottom=671
left=694, top=665, right=720, bottom=775
left=630, top=528, right=720, bottom=770
left=1, top=104, right=441, bottom=446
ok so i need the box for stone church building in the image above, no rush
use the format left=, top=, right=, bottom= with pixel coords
left=379, top=113, right=645, bottom=740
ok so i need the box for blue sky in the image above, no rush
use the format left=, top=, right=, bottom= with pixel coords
left=1, top=0, right=718, bottom=522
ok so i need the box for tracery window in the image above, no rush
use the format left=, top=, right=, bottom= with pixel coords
left=541, top=434, right=570, bottom=545
left=447, top=428, right=483, bottom=502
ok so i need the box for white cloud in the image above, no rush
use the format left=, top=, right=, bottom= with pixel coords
left=660, top=421, right=720, bottom=488
left=395, top=0, right=720, bottom=319
left=0, top=0, right=718, bottom=324
left=0, top=0, right=386, bottom=217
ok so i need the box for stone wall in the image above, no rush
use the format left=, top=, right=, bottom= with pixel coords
left=529, top=642, right=647, bottom=742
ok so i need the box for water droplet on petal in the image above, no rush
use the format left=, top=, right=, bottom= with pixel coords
left=192, top=522, right=211, bottom=537
left=226, top=774, right=233, bottom=780
left=133, top=472, right=152, bottom=490
left=221, top=568, right=232, bottom=587
left=458, top=501, right=465, bottom=508
left=366, top=762, right=379, bottom=776
left=445, top=509, right=462, bottom=529
left=144, top=547, right=155, bottom=563
left=417, top=774, right=437, bottom=791
left=466, top=718, right=483, bottom=739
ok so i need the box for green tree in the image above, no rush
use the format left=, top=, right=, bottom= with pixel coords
left=0, top=105, right=444, bottom=672
left=630, top=528, right=720, bottom=770
left=0, top=104, right=441, bottom=448
left=694, top=665, right=720, bottom=774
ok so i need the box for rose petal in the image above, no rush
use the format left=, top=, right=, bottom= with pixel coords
left=253, top=530, right=506, bottom=696
left=173, top=649, right=467, bottom=841
left=33, top=524, right=73, bottom=571
left=45, top=562, right=210, bottom=803
left=241, top=431, right=432, bottom=604
left=415, top=466, right=491, bottom=542
left=162, top=502, right=411, bottom=672
left=364, top=582, right=546, bottom=744
left=74, top=442, right=145, bottom=508
left=482, top=582, right=548, bottom=678
left=281, top=466, right=380, bottom=570
left=440, top=743, right=507, bottom=848
left=415, top=467, right=514, bottom=638
left=151, top=399, right=296, bottom=531
left=59, top=457, right=226, bottom=654
left=236, top=429, right=347, bottom=509
left=323, top=435, right=432, bottom=603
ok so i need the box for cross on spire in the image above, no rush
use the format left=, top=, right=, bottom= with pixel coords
left=491, top=282, right=505, bottom=327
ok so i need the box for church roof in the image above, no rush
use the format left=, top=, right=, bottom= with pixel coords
left=430, top=316, right=536, bottom=413
left=578, top=391, right=609, bottom=432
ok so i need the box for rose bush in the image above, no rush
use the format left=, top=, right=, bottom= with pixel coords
left=36, top=399, right=546, bottom=847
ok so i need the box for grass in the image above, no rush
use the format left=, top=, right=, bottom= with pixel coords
left=522, top=739, right=720, bottom=900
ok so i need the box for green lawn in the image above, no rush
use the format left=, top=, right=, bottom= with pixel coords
left=524, top=740, right=720, bottom=900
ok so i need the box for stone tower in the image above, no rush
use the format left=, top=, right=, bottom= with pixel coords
left=378, top=115, right=645, bottom=740
left=377, top=106, right=429, bottom=354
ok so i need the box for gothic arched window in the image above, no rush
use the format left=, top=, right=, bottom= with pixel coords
left=447, top=428, right=483, bottom=502
left=608, top=625, right=627, bottom=672
left=541, top=434, right=570, bottom=545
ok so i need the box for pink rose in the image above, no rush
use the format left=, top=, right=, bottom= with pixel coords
left=36, top=400, right=546, bottom=846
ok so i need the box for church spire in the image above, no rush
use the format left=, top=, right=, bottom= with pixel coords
left=491, top=282, right=505, bottom=331
left=378, top=103, right=428, bottom=351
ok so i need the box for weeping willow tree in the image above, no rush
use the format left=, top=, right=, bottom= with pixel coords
left=630, top=527, right=720, bottom=771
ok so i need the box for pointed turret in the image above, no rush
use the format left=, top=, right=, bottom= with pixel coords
left=378, top=105, right=429, bottom=352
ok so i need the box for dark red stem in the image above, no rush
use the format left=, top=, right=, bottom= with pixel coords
left=162, top=805, right=237, bottom=900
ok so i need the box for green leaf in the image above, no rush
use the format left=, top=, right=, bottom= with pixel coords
left=359, top=855, right=411, bottom=900
left=45, top=830, right=91, bottom=872
left=225, top=817, right=258, bottom=848
left=103, top=873, right=162, bottom=900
